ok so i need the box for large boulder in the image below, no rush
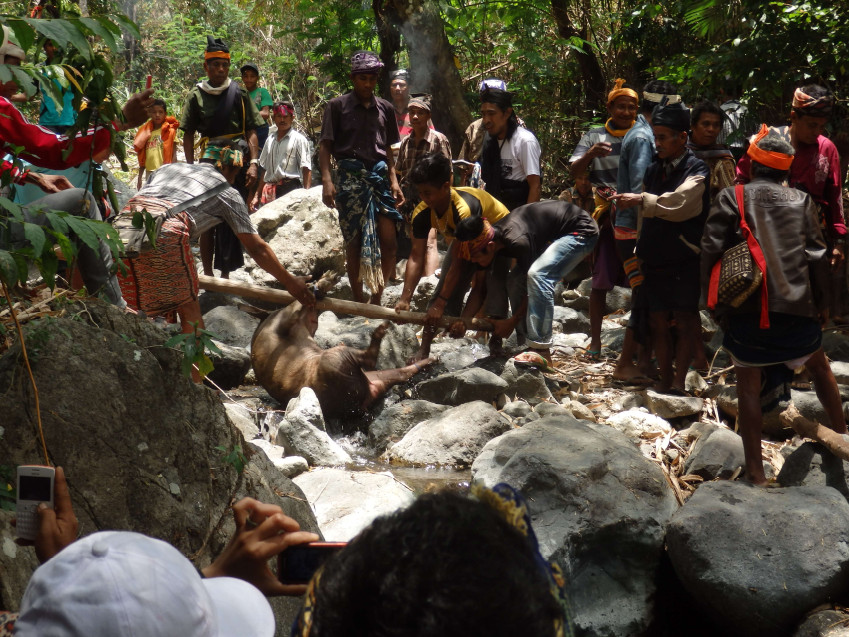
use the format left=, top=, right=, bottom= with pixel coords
left=666, top=481, right=849, bottom=637
left=0, top=301, right=318, bottom=631
left=793, top=609, right=849, bottom=637
left=202, top=305, right=260, bottom=348
left=245, top=186, right=345, bottom=281
left=472, top=415, right=678, bottom=636
left=645, top=389, right=704, bottom=419
left=368, top=400, right=451, bottom=453
left=415, top=368, right=509, bottom=405
left=778, top=441, right=849, bottom=501
left=293, top=468, right=415, bottom=541
left=275, top=388, right=352, bottom=466
left=383, top=401, right=511, bottom=468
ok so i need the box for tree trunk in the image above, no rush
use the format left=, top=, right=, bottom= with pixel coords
left=376, top=0, right=472, bottom=154
left=550, top=0, right=605, bottom=117
left=373, top=0, right=403, bottom=98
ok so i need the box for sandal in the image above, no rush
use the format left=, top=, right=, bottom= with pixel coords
left=511, top=351, right=557, bottom=373
left=580, top=347, right=601, bottom=361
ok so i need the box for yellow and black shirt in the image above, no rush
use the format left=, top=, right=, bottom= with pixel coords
left=410, top=187, right=510, bottom=242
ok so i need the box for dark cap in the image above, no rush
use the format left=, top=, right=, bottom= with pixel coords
left=652, top=101, right=690, bottom=132
left=408, top=93, right=432, bottom=111
left=240, top=62, right=259, bottom=75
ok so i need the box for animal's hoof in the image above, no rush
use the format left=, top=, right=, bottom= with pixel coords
left=373, top=321, right=391, bottom=340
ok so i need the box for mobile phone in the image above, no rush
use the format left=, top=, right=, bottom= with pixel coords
left=16, top=465, right=55, bottom=541
left=145, top=75, right=152, bottom=90
left=278, top=542, right=347, bottom=584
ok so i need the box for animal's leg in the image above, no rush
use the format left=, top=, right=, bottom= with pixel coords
left=361, top=357, right=436, bottom=409
left=361, top=320, right=392, bottom=369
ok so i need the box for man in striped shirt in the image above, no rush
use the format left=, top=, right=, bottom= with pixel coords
left=569, top=79, right=638, bottom=359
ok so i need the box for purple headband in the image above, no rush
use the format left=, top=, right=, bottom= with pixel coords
left=351, top=51, right=383, bottom=75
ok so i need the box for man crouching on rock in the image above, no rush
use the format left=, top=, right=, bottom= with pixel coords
left=394, top=152, right=512, bottom=360
left=116, top=139, right=314, bottom=353
left=453, top=200, right=598, bottom=368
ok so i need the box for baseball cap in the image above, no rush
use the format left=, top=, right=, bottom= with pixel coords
left=14, top=531, right=275, bottom=637
left=240, top=62, right=259, bottom=75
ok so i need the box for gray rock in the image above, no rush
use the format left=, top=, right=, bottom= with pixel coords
left=831, top=361, right=849, bottom=386
left=0, top=301, right=317, bottom=628
left=666, top=481, right=849, bottom=637
left=552, top=306, right=590, bottom=334
left=778, top=440, right=849, bottom=502
left=502, top=400, right=532, bottom=419
left=383, top=401, right=510, bottom=467
left=224, top=402, right=260, bottom=440
left=201, top=305, right=259, bottom=348
left=246, top=186, right=345, bottom=280
left=645, top=389, right=704, bottom=419
left=499, top=360, right=554, bottom=406
left=206, top=339, right=251, bottom=389
left=295, top=468, right=415, bottom=541
left=793, top=389, right=832, bottom=429
left=823, top=332, right=849, bottom=363
left=568, top=400, right=597, bottom=422
left=428, top=336, right=491, bottom=372
left=312, top=312, right=419, bottom=370
left=368, top=400, right=451, bottom=453
left=605, top=408, right=672, bottom=438
left=247, top=439, right=309, bottom=478
left=683, top=427, right=745, bottom=480
left=472, top=416, right=678, bottom=637
left=416, top=368, right=509, bottom=405
left=534, top=402, right=570, bottom=417
left=793, top=609, right=849, bottom=637
left=685, top=369, right=708, bottom=394
left=275, top=388, right=352, bottom=466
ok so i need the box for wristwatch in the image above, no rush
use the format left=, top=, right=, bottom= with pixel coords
left=250, top=159, right=259, bottom=165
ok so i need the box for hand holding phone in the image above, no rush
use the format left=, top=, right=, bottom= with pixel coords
left=16, top=465, right=55, bottom=541
left=278, top=542, right=347, bottom=585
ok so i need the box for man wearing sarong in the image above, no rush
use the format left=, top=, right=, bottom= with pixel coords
left=736, top=84, right=847, bottom=320
left=701, top=130, right=846, bottom=485
left=319, top=50, right=404, bottom=305
left=116, top=140, right=314, bottom=338
left=570, top=79, right=638, bottom=360
left=612, top=80, right=678, bottom=380
left=394, top=152, right=510, bottom=360
left=612, top=101, right=709, bottom=394
left=180, top=36, right=264, bottom=280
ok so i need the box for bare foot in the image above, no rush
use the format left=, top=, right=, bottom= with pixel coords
left=613, top=362, right=647, bottom=382
left=369, top=291, right=383, bottom=305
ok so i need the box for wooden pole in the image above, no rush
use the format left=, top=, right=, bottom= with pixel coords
left=198, top=275, right=495, bottom=332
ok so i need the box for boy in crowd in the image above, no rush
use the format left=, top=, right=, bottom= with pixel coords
left=240, top=62, right=273, bottom=150
left=569, top=79, right=638, bottom=360
left=688, top=100, right=735, bottom=200
left=134, top=99, right=179, bottom=189
left=251, top=101, right=312, bottom=210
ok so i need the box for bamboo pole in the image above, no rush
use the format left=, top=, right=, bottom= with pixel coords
left=198, top=275, right=495, bottom=332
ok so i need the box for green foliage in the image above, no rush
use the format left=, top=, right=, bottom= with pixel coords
left=164, top=322, right=221, bottom=379
left=216, top=444, right=247, bottom=474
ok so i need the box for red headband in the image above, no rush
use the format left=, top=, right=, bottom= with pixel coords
left=274, top=103, right=294, bottom=117
left=459, top=219, right=495, bottom=260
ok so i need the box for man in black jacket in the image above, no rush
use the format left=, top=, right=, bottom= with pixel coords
left=612, top=101, right=709, bottom=393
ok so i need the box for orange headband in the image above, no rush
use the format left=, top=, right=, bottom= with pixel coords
left=607, top=78, right=638, bottom=106
left=204, top=51, right=231, bottom=61
left=459, top=219, right=495, bottom=261
left=746, top=124, right=794, bottom=171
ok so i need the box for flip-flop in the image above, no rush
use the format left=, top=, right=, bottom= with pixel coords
left=511, top=351, right=557, bottom=373
left=579, top=347, right=601, bottom=361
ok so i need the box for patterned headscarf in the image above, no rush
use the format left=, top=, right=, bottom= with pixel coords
left=350, top=50, right=383, bottom=75
left=458, top=218, right=495, bottom=260
left=792, top=87, right=833, bottom=118
left=273, top=103, right=295, bottom=117
left=292, top=483, right=574, bottom=637
left=747, top=123, right=794, bottom=170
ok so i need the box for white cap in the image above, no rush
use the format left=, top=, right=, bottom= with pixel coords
left=14, top=531, right=275, bottom=637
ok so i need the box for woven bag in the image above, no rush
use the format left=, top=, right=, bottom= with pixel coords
left=716, top=239, right=762, bottom=307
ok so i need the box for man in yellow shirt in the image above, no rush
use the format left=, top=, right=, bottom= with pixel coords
left=394, top=152, right=511, bottom=359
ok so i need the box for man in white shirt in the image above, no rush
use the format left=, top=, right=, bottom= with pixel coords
left=478, top=87, right=541, bottom=211
left=251, top=101, right=312, bottom=210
